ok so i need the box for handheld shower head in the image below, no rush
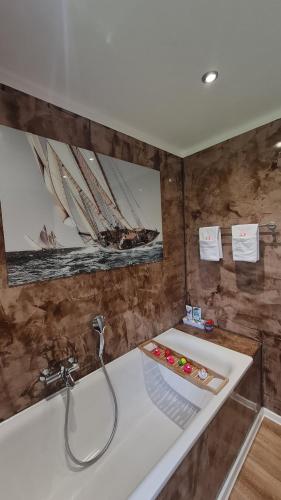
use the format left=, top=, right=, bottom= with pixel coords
left=92, top=315, right=105, bottom=358
left=92, top=315, right=105, bottom=333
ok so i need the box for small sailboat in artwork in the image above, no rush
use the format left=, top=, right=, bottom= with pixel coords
left=26, top=135, right=159, bottom=251
left=24, top=225, right=63, bottom=251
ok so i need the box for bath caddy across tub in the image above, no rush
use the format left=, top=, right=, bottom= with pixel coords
left=138, top=339, right=229, bottom=395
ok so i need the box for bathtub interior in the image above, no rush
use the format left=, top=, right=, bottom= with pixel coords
left=53, top=352, right=214, bottom=500
left=142, top=354, right=213, bottom=426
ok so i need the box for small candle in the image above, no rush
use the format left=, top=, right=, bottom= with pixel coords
left=166, top=355, right=175, bottom=365
left=178, top=357, right=187, bottom=366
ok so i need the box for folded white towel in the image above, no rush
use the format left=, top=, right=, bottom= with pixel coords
left=199, top=226, right=223, bottom=261
left=232, top=224, right=259, bottom=262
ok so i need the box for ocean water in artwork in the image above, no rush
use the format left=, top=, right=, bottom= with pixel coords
left=6, top=242, right=163, bottom=286
left=0, top=124, right=163, bottom=285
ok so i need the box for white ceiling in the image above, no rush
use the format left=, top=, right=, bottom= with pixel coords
left=1, top=0, right=281, bottom=157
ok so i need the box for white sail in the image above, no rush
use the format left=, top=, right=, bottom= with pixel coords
left=63, top=216, right=77, bottom=228
left=71, top=146, right=132, bottom=230
left=49, top=140, right=93, bottom=200
left=43, top=165, right=56, bottom=196
left=46, top=144, right=70, bottom=213
left=80, top=148, right=113, bottom=201
left=63, top=180, right=99, bottom=241
left=39, top=156, right=69, bottom=223
left=26, top=134, right=48, bottom=173
left=27, top=134, right=67, bottom=215
left=62, top=162, right=114, bottom=231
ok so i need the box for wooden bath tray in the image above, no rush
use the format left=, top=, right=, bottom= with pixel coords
left=138, top=339, right=229, bottom=395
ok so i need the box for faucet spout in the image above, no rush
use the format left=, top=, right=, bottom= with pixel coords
left=61, top=366, right=76, bottom=387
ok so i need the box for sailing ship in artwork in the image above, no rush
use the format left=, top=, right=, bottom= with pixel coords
left=25, top=225, right=63, bottom=250
left=26, top=135, right=159, bottom=251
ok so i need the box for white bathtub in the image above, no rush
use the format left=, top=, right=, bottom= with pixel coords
left=0, top=328, right=252, bottom=500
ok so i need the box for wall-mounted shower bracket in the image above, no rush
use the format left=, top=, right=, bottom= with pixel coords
left=266, top=221, right=277, bottom=245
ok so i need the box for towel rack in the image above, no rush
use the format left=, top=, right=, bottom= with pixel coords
left=194, top=222, right=277, bottom=233
left=194, top=222, right=278, bottom=244
left=219, top=222, right=277, bottom=232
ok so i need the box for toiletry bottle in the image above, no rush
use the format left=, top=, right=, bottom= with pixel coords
left=193, top=307, right=202, bottom=322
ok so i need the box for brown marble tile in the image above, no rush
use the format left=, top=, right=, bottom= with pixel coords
left=185, top=118, right=281, bottom=413
left=175, top=323, right=261, bottom=357
left=0, top=85, right=91, bottom=149
left=90, top=121, right=169, bottom=170
left=0, top=85, right=170, bottom=168
left=0, top=84, right=185, bottom=421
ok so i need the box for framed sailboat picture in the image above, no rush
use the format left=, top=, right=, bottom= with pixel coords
left=0, top=124, right=163, bottom=286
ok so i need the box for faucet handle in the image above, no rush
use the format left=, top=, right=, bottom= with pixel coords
left=66, top=357, right=79, bottom=373
left=39, top=368, right=50, bottom=382
left=39, top=367, right=60, bottom=385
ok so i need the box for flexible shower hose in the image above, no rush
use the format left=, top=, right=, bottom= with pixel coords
left=64, top=355, right=118, bottom=467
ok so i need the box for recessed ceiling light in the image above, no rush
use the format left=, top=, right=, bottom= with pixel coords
left=202, top=71, right=218, bottom=84
left=275, top=141, right=281, bottom=148
left=89, top=157, right=94, bottom=161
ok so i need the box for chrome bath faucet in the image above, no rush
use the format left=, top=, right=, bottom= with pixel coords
left=39, top=357, right=79, bottom=387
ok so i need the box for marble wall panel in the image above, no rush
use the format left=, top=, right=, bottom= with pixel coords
left=185, top=119, right=281, bottom=412
left=0, top=85, right=185, bottom=421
